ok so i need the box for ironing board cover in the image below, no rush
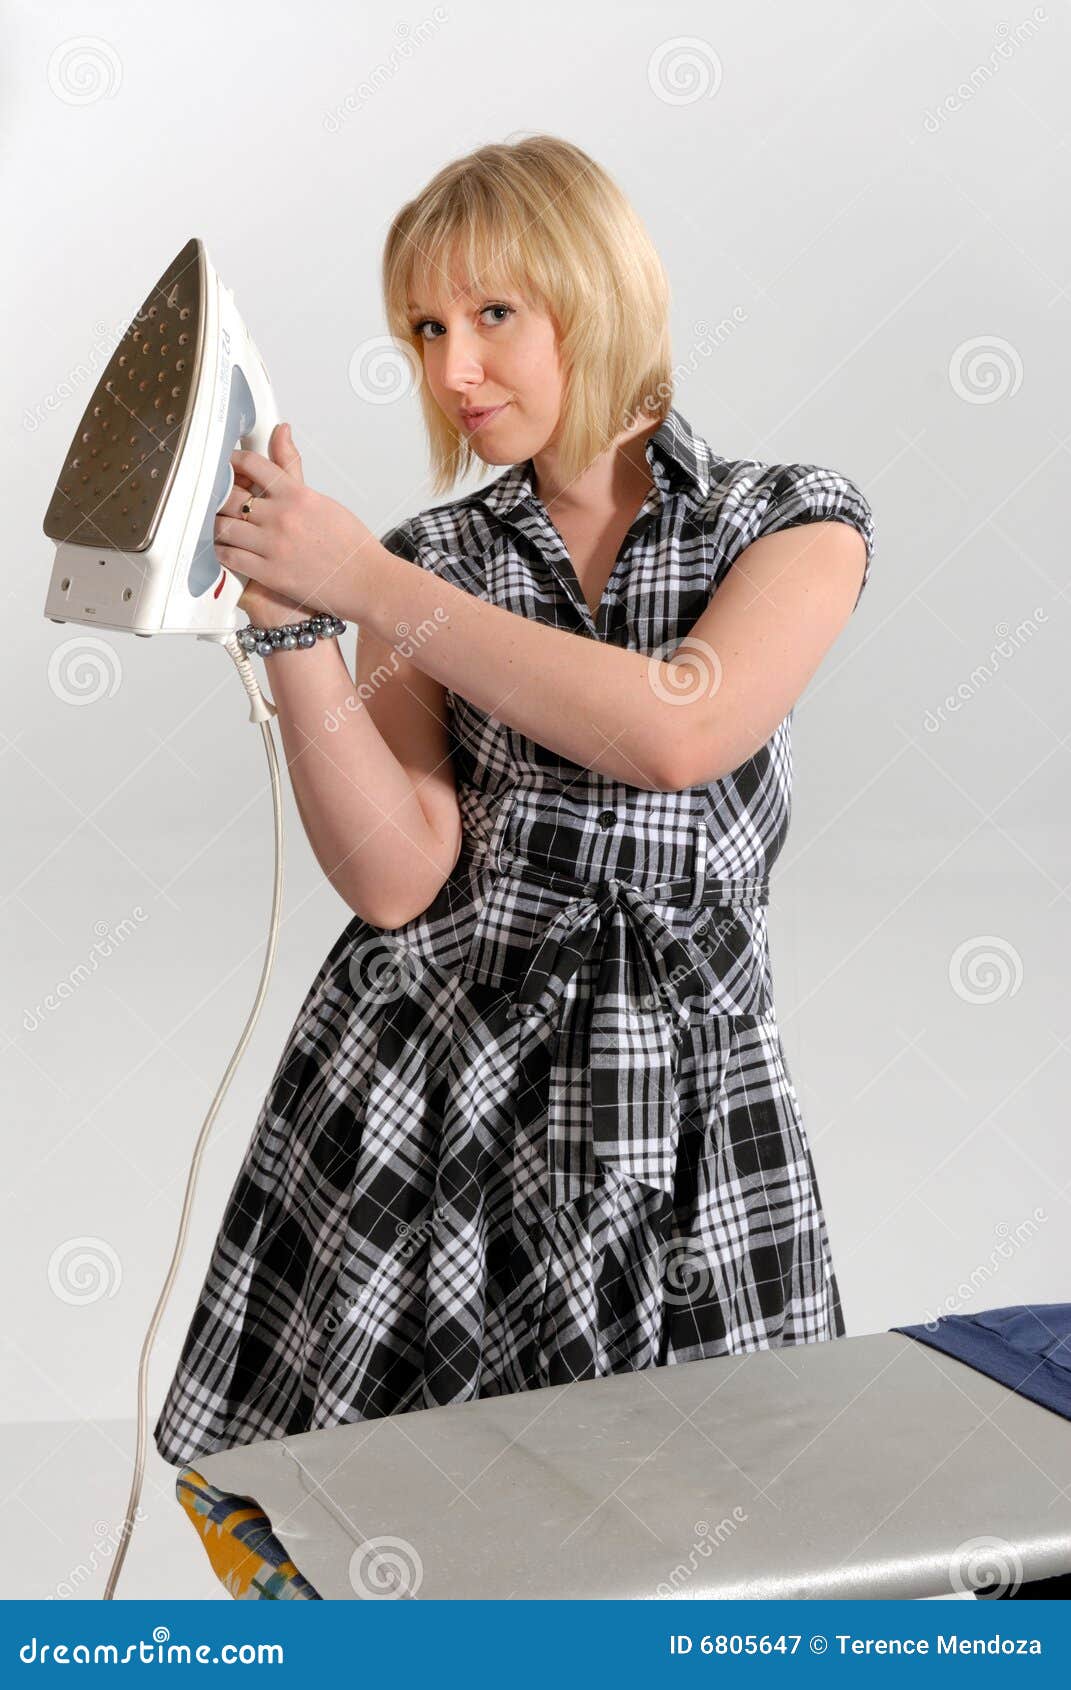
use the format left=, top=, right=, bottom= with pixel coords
left=174, top=1316, right=1071, bottom=1601
left=175, top=1469, right=321, bottom=1599
left=893, top=1303, right=1071, bottom=1423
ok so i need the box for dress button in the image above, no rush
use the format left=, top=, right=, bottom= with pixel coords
left=596, top=809, right=616, bottom=828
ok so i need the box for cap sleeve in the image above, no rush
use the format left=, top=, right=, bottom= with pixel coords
left=378, top=519, right=421, bottom=563
left=754, top=462, right=876, bottom=612
left=377, top=518, right=471, bottom=591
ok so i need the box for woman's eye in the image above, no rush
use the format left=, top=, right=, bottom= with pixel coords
left=413, top=304, right=513, bottom=341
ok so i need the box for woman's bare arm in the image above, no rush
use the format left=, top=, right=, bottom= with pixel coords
left=316, top=519, right=866, bottom=794
left=221, top=439, right=865, bottom=799
left=261, top=631, right=460, bottom=928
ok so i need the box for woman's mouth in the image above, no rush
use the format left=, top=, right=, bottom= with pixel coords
left=460, top=403, right=509, bottom=432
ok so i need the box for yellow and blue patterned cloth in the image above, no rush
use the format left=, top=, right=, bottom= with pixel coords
left=175, top=1467, right=321, bottom=1600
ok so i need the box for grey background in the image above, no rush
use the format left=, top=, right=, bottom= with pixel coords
left=3, top=0, right=1068, bottom=1596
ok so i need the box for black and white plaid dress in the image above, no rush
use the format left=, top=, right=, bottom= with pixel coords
left=154, top=406, right=875, bottom=1468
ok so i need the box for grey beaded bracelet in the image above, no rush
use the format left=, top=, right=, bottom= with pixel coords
left=237, top=614, right=347, bottom=658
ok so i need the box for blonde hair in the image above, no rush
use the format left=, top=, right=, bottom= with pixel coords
left=381, top=134, right=674, bottom=497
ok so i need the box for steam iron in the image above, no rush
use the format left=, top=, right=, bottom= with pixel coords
left=42, top=235, right=278, bottom=643
left=39, top=239, right=290, bottom=1599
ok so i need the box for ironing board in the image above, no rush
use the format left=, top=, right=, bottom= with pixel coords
left=176, top=1328, right=1071, bottom=1600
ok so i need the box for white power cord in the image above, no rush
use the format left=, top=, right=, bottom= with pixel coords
left=104, top=634, right=282, bottom=1599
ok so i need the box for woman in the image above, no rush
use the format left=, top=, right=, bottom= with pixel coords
left=153, top=134, right=874, bottom=1469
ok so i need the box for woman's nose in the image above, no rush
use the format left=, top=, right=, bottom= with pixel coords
left=441, top=337, right=484, bottom=390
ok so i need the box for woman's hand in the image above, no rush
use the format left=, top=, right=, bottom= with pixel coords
left=228, top=461, right=307, bottom=626
left=214, top=422, right=366, bottom=615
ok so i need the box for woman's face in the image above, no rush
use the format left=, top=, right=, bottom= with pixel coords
left=407, top=264, right=564, bottom=465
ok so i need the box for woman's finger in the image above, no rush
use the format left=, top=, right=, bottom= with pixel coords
left=230, top=447, right=289, bottom=495
left=215, top=509, right=271, bottom=554
left=216, top=466, right=256, bottom=522
left=215, top=540, right=273, bottom=585
left=217, top=480, right=265, bottom=522
left=269, top=422, right=304, bottom=487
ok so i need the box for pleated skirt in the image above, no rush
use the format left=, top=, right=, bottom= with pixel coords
left=153, top=913, right=844, bottom=1470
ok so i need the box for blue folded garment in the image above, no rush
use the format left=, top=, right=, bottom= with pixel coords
left=893, top=1303, right=1071, bottom=1423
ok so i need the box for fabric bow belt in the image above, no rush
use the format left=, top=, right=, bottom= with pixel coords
left=501, top=860, right=770, bottom=1212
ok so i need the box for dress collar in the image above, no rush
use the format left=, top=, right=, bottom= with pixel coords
left=474, top=404, right=713, bottom=519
